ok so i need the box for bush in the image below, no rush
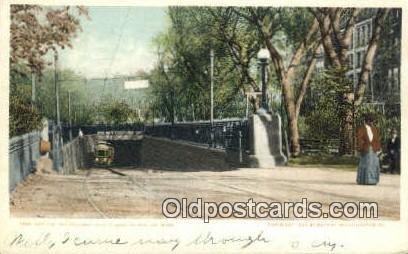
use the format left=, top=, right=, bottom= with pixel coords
left=9, top=94, right=42, bottom=137
left=9, top=72, right=43, bottom=137
left=300, top=67, right=351, bottom=140
left=355, top=104, right=400, bottom=148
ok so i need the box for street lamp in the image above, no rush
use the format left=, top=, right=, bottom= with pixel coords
left=257, top=48, right=270, bottom=111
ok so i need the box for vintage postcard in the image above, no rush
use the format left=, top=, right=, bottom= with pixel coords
left=0, top=0, right=407, bottom=253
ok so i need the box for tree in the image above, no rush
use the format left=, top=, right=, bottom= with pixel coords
left=10, top=5, right=89, bottom=136
left=234, top=7, right=320, bottom=156
left=9, top=70, right=42, bottom=137
left=10, top=5, right=88, bottom=75
left=98, top=99, right=134, bottom=125
left=303, top=67, right=353, bottom=140
left=150, top=7, right=322, bottom=156
left=150, top=7, right=254, bottom=122
left=36, top=69, right=97, bottom=125
left=206, top=7, right=261, bottom=109
left=309, top=8, right=390, bottom=154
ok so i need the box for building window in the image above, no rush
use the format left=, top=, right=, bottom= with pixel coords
left=356, top=52, right=361, bottom=68
left=349, top=33, right=353, bottom=49
left=393, top=67, right=399, bottom=93
left=357, top=28, right=361, bottom=47
left=367, top=23, right=372, bottom=41
left=388, top=68, right=393, bottom=93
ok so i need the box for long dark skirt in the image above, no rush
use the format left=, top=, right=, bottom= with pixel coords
left=357, top=147, right=380, bottom=185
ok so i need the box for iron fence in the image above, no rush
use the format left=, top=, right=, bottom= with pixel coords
left=145, top=119, right=250, bottom=152
left=61, top=123, right=145, bottom=142
left=61, top=119, right=249, bottom=154
left=299, top=138, right=340, bottom=155
left=59, top=120, right=353, bottom=158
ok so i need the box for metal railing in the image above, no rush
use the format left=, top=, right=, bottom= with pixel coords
left=60, top=121, right=348, bottom=156
left=61, top=123, right=145, bottom=142
left=145, top=119, right=250, bottom=151
left=299, top=138, right=340, bottom=155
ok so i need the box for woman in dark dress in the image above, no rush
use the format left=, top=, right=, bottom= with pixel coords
left=356, top=114, right=381, bottom=185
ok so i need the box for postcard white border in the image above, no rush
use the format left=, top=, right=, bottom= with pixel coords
left=1, top=0, right=407, bottom=253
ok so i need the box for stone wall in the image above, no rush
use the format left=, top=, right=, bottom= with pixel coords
left=9, top=131, right=41, bottom=191
left=141, top=136, right=234, bottom=171
left=60, top=137, right=88, bottom=174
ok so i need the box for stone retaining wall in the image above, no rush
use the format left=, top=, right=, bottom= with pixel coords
left=9, top=131, right=41, bottom=191
left=141, top=136, right=233, bottom=171
left=60, top=137, right=89, bottom=174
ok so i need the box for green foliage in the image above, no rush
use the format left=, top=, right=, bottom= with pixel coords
left=9, top=71, right=42, bottom=137
left=149, top=7, right=262, bottom=122
left=10, top=5, right=89, bottom=137
left=105, top=102, right=131, bottom=124
left=301, top=67, right=352, bottom=140
left=96, top=97, right=137, bottom=124
left=355, top=104, right=400, bottom=146
left=36, top=69, right=97, bottom=125
left=9, top=94, right=43, bottom=137
left=277, top=8, right=315, bottom=46
left=288, top=154, right=359, bottom=170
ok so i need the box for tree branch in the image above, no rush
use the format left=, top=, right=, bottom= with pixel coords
left=311, top=8, right=342, bottom=67
left=354, top=8, right=390, bottom=106
left=295, top=44, right=320, bottom=118
left=339, top=8, right=362, bottom=63
left=287, top=18, right=319, bottom=78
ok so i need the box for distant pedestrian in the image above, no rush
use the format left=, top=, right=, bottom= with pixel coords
left=356, top=114, right=381, bottom=185
left=78, top=128, right=84, bottom=138
left=387, top=128, right=400, bottom=174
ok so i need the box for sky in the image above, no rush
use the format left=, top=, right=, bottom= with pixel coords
left=58, top=6, right=168, bottom=79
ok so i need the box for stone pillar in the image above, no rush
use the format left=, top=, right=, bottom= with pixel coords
left=248, top=110, right=287, bottom=168
left=40, top=118, right=49, bottom=158
left=36, top=118, right=54, bottom=174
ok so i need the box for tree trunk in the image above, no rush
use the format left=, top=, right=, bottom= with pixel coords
left=339, top=98, right=354, bottom=155
left=247, top=95, right=261, bottom=114
left=281, top=76, right=301, bottom=157
left=288, top=110, right=300, bottom=156
left=312, top=8, right=389, bottom=155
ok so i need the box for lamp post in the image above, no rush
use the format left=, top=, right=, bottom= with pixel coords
left=257, top=48, right=270, bottom=111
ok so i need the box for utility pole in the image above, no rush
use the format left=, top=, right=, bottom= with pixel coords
left=210, top=49, right=214, bottom=125
left=54, top=51, right=60, bottom=126
left=68, top=91, right=72, bottom=141
left=53, top=50, right=61, bottom=172
left=210, top=49, right=215, bottom=147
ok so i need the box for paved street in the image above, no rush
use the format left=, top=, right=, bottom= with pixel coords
left=10, top=167, right=400, bottom=220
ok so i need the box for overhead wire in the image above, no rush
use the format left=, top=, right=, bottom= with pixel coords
left=103, top=8, right=131, bottom=96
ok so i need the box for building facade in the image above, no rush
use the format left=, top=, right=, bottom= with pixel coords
left=312, top=9, right=401, bottom=113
